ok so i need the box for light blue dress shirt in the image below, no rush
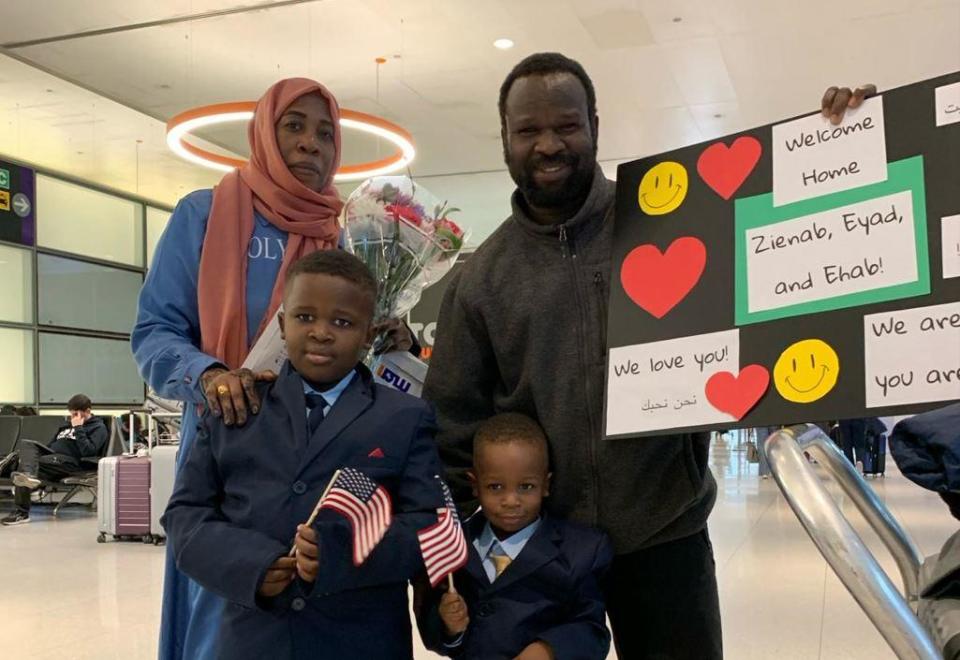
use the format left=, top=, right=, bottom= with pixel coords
left=474, top=517, right=542, bottom=583
left=302, top=369, right=356, bottom=420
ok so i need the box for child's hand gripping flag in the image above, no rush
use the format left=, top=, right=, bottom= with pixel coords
left=417, top=475, right=469, bottom=588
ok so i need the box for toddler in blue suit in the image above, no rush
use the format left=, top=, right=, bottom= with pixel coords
left=163, top=250, right=446, bottom=660
left=417, top=413, right=613, bottom=659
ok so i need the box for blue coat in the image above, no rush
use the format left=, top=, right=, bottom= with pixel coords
left=163, top=362, right=446, bottom=659
left=417, top=513, right=613, bottom=660
left=133, top=189, right=290, bottom=660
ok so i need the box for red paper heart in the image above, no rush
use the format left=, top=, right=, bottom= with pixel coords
left=696, top=136, right=762, bottom=200
left=620, top=237, right=707, bottom=319
left=704, top=365, right=770, bottom=420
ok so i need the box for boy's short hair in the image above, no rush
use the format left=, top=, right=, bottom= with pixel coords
left=284, top=250, right=378, bottom=303
left=67, top=394, right=92, bottom=412
left=474, top=413, right=549, bottom=469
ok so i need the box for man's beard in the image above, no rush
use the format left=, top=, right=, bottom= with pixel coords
left=512, top=152, right=595, bottom=211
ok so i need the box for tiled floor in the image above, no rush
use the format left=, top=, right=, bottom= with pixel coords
left=0, top=435, right=954, bottom=659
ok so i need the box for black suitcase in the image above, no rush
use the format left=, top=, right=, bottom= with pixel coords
left=862, top=432, right=886, bottom=477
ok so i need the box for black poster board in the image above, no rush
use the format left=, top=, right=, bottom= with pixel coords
left=408, top=256, right=466, bottom=362
left=605, top=72, right=960, bottom=439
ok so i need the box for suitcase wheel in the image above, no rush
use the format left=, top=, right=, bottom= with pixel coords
left=97, top=533, right=106, bottom=543
left=142, top=535, right=153, bottom=544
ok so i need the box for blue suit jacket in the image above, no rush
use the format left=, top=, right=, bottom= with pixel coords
left=163, top=362, right=445, bottom=660
left=417, top=512, right=613, bottom=660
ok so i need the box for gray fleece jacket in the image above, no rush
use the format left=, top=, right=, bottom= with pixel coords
left=423, top=166, right=717, bottom=554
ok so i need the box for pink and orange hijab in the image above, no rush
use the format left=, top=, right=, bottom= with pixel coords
left=197, top=77, right=345, bottom=368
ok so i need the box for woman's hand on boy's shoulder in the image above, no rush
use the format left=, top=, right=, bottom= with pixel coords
left=201, top=366, right=277, bottom=426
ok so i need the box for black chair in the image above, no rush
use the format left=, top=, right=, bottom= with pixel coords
left=19, top=415, right=68, bottom=448
left=0, top=416, right=21, bottom=477
left=0, top=416, right=20, bottom=452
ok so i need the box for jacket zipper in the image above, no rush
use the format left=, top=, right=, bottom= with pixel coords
left=559, top=224, right=601, bottom=526
left=558, top=224, right=570, bottom=259
left=594, top=271, right=606, bottom=361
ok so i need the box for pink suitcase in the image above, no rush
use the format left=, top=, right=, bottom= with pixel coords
left=97, top=456, right=151, bottom=543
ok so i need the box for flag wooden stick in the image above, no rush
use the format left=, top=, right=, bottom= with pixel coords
left=289, top=468, right=341, bottom=557
left=447, top=573, right=457, bottom=593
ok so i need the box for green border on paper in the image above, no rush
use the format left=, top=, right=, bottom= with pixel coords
left=734, top=156, right=930, bottom=326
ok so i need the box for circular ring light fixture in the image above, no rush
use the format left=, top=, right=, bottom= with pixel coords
left=165, top=101, right=416, bottom=181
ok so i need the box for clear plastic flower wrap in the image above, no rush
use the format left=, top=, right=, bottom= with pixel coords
left=342, top=176, right=468, bottom=350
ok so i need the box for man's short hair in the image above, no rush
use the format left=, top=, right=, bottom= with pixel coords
left=67, top=394, right=92, bottom=412
left=284, top=250, right=378, bottom=302
left=474, top=413, right=550, bottom=469
left=498, top=52, right=598, bottom=132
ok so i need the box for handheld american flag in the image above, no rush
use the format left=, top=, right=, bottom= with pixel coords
left=319, top=467, right=393, bottom=566
left=417, top=476, right=469, bottom=587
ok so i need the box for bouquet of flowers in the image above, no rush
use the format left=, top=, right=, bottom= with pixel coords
left=342, top=176, right=468, bottom=350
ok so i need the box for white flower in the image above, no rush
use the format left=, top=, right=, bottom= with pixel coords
left=344, top=195, right=386, bottom=223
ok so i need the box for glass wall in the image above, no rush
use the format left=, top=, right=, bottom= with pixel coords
left=38, top=333, right=145, bottom=405
left=37, top=254, right=142, bottom=334
left=0, top=159, right=172, bottom=408
left=0, top=328, right=34, bottom=404
left=0, top=244, right=33, bottom=324
left=36, top=175, right=145, bottom=267
left=145, top=206, right=171, bottom=268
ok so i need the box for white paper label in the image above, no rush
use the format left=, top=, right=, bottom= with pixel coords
left=942, top=215, right=960, bottom=279
left=745, top=190, right=919, bottom=313
left=935, top=82, right=960, bottom=127
left=864, top=301, right=960, bottom=407
left=773, top=97, right=887, bottom=206
left=606, top=329, right=739, bottom=436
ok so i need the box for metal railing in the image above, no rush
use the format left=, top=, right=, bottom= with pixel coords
left=765, top=424, right=940, bottom=660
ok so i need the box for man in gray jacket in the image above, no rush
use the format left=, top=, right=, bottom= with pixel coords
left=424, top=51, right=872, bottom=659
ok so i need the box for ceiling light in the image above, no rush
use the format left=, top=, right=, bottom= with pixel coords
left=165, top=101, right=416, bottom=181
left=493, top=38, right=514, bottom=50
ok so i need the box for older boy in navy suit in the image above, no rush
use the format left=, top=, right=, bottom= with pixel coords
left=418, top=413, right=613, bottom=659
left=163, top=250, right=446, bottom=660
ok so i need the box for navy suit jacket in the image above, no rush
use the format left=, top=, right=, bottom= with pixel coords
left=417, top=512, right=613, bottom=660
left=163, top=362, right=445, bottom=660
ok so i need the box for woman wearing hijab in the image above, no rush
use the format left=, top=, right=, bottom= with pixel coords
left=133, top=78, right=412, bottom=660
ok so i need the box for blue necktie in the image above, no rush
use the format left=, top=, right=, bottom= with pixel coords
left=306, top=393, right=327, bottom=436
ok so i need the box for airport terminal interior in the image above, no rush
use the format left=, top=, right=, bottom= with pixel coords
left=0, top=1, right=958, bottom=659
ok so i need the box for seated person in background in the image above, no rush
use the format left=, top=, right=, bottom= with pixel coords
left=162, top=250, right=447, bottom=660
left=2, top=394, right=108, bottom=526
left=417, top=413, right=613, bottom=660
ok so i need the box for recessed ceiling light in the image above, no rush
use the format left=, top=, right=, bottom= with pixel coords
left=493, top=38, right=514, bottom=50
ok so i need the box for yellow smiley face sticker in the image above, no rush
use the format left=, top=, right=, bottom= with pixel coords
left=638, top=161, right=688, bottom=215
left=773, top=339, right=840, bottom=404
